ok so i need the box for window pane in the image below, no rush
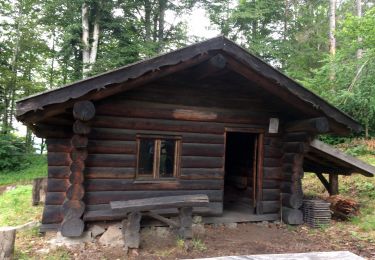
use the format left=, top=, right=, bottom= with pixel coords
left=159, top=140, right=175, bottom=178
left=138, top=139, right=155, bottom=176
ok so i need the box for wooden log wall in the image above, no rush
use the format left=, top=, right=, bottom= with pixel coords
left=41, top=80, right=286, bottom=225
left=281, top=132, right=311, bottom=225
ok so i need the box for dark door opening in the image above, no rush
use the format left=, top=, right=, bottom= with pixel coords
left=224, top=131, right=258, bottom=213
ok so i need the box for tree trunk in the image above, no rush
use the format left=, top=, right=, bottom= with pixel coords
left=329, top=0, right=336, bottom=81
left=356, top=0, right=363, bottom=59
left=82, top=2, right=90, bottom=77
left=144, top=0, right=151, bottom=41
left=89, top=14, right=100, bottom=69
left=0, top=227, right=16, bottom=260
left=157, top=0, right=167, bottom=53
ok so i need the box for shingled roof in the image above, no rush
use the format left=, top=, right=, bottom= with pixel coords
left=16, top=36, right=362, bottom=134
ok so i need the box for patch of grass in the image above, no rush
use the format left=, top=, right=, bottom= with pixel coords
left=0, top=155, right=47, bottom=186
left=191, top=238, right=207, bottom=251
left=0, top=185, right=43, bottom=226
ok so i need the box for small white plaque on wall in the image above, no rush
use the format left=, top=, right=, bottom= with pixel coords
left=269, top=118, right=279, bottom=134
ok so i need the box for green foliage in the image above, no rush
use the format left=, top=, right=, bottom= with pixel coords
left=0, top=185, right=43, bottom=226
left=0, top=132, right=33, bottom=171
left=0, top=155, right=47, bottom=186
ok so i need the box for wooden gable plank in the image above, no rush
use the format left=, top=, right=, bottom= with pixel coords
left=309, top=139, right=375, bottom=177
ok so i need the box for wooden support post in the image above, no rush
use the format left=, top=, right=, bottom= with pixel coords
left=124, top=212, right=142, bottom=251
left=329, top=173, right=339, bottom=195
left=0, top=227, right=16, bottom=260
left=178, top=207, right=193, bottom=239
left=315, top=172, right=330, bottom=193
left=32, top=178, right=44, bottom=206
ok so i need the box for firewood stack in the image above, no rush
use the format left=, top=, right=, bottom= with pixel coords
left=326, top=195, right=360, bottom=220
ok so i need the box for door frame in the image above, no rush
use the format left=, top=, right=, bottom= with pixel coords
left=224, top=128, right=264, bottom=214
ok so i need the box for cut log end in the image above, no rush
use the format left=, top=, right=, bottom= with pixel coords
left=73, top=101, right=95, bottom=121
left=60, top=218, right=84, bottom=237
left=0, top=227, right=16, bottom=260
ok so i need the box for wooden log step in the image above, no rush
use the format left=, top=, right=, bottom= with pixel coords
left=85, top=190, right=223, bottom=205
left=182, top=143, right=224, bottom=157
left=85, top=167, right=135, bottom=179
left=46, top=178, right=70, bottom=192
left=110, top=194, right=209, bottom=214
left=42, top=205, right=63, bottom=224
left=85, top=179, right=223, bottom=192
left=180, top=168, right=223, bottom=180
left=181, top=156, right=223, bottom=168
left=89, top=128, right=224, bottom=144
left=45, top=192, right=66, bottom=205
left=86, top=154, right=136, bottom=167
left=87, top=140, right=136, bottom=154
left=282, top=207, right=304, bottom=225
left=47, top=152, right=72, bottom=166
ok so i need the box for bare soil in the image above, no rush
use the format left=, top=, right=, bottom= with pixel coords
left=16, top=221, right=375, bottom=259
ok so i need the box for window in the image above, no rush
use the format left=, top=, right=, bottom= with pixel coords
left=136, top=135, right=181, bottom=180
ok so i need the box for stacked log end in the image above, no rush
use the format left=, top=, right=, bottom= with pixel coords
left=61, top=101, right=95, bottom=237
left=281, top=132, right=311, bottom=225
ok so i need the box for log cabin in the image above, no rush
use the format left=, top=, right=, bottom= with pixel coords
left=16, top=36, right=375, bottom=236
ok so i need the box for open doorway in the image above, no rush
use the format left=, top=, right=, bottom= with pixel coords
left=224, top=131, right=259, bottom=214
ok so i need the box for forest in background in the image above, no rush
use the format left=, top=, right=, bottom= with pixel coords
left=0, top=0, right=374, bottom=170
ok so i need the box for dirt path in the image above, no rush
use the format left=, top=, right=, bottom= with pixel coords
left=17, top=221, right=374, bottom=260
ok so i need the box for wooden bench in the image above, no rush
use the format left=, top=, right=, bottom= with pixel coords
left=110, top=194, right=209, bottom=251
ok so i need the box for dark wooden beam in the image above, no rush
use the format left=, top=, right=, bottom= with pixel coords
left=329, top=173, right=339, bottom=195
left=315, top=173, right=330, bottom=193
left=285, top=117, right=330, bottom=134
left=190, top=54, right=227, bottom=80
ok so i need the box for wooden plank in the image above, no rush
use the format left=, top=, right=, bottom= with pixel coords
left=45, top=192, right=66, bottom=205
left=85, top=190, right=223, bottom=204
left=310, top=139, right=375, bottom=177
left=41, top=205, right=63, bottom=224
left=89, top=128, right=224, bottom=144
left=46, top=178, right=70, bottom=192
left=180, top=168, right=224, bottom=180
left=87, top=140, right=136, bottom=154
left=85, top=179, right=223, bottom=192
left=110, top=194, right=209, bottom=213
left=47, top=139, right=72, bottom=153
left=85, top=154, right=136, bottom=167
left=47, top=152, right=72, bottom=166
left=256, top=133, right=264, bottom=214
left=84, top=202, right=223, bottom=221
left=182, top=143, right=224, bottom=157
left=285, top=117, right=330, bottom=134
left=181, top=156, right=223, bottom=168
left=48, top=166, right=70, bottom=179
left=95, top=100, right=269, bottom=125
left=85, top=167, right=135, bottom=179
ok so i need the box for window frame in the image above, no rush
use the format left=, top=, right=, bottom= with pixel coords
left=135, top=134, right=181, bottom=181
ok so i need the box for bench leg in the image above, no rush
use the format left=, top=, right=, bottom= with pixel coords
left=123, top=211, right=142, bottom=251
left=178, top=207, right=193, bottom=239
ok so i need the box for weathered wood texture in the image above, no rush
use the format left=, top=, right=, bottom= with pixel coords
left=0, top=227, right=16, bottom=260
left=111, top=194, right=209, bottom=214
